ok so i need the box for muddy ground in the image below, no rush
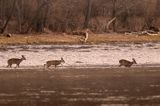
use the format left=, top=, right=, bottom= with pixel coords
left=0, top=67, right=160, bottom=106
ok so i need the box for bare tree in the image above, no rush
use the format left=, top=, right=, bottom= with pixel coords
left=84, top=0, right=92, bottom=29
left=0, top=0, right=16, bottom=33
left=25, top=0, right=50, bottom=33
left=0, top=0, right=159, bottom=33
left=111, top=0, right=117, bottom=32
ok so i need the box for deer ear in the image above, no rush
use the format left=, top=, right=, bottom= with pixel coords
left=22, top=55, right=26, bottom=59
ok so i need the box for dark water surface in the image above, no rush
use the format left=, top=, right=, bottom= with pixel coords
left=0, top=68, right=159, bottom=106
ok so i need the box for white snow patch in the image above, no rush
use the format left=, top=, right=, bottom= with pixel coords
left=0, top=43, right=160, bottom=68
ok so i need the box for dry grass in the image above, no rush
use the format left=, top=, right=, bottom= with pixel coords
left=89, top=33, right=160, bottom=43
left=0, top=33, right=160, bottom=45
left=0, top=34, right=80, bottom=45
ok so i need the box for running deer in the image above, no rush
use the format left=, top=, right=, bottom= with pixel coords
left=7, top=55, right=26, bottom=68
left=44, top=57, right=65, bottom=68
left=119, top=58, right=137, bottom=67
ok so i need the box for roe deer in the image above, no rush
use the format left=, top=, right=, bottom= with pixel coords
left=119, top=58, right=137, bottom=67
left=44, top=57, right=65, bottom=68
left=7, top=55, right=26, bottom=68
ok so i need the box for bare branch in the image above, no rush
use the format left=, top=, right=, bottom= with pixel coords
left=106, top=17, right=116, bottom=31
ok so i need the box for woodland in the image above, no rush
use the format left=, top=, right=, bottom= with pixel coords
left=0, top=0, right=160, bottom=34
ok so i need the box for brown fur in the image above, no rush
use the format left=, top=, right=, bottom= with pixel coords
left=44, top=57, right=65, bottom=68
left=119, top=58, right=137, bottom=67
left=7, top=55, right=26, bottom=68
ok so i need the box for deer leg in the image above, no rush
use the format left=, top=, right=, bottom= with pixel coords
left=7, top=64, right=11, bottom=68
left=47, top=64, right=50, bottom=69
left=16, top=63, right=20, bottom=68
left=7, top=64, right=11, bottom=67
left=7, top=64, right=9, bottom=67
left=7, top=63, right=12, bottom=67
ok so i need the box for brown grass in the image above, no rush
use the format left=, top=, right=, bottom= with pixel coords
left=0, top=33, right=160, bottom=45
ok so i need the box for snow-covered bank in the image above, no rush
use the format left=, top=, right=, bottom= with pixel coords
left=0, top=43, right=160, bottom=67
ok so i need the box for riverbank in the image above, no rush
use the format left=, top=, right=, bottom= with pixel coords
left=1, top=33, right=160, bottom=45
left=0, top=43, right=160, bottom=67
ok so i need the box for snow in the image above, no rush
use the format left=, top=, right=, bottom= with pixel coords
left=0, top=43, right=160, bottom=68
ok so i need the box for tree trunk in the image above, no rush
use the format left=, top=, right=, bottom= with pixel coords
left=112, top=0, right=117, bottom=32
left=0, top=0, right=16, bottom=33
left=25, top=1, right=48, bottom=33
left=15, top=0, right=23, bottom=33
left=83, top=0, right=92, bottom=29
left=156, top=0, right=160, bottom=16
left=43, top=2, right=50, bottom=28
